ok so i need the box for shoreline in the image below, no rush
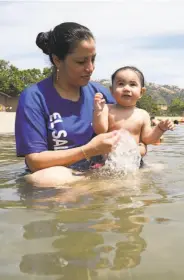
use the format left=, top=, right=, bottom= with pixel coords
left=0, top=112, right=16, bottom=134
left=154, top=116, right=184, bottom=121
left=0, top=112, right=184, bottom=134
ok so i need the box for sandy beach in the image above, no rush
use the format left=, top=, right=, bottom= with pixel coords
left=0, top=112, right=16, bottom=134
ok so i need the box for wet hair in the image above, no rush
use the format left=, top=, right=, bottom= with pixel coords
left=36, top=22, right=95, bottom=64
left=111, top=66, right=145, bottom=87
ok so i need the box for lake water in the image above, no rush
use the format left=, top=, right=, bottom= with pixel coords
left=0, top=125, right=184, bottom=280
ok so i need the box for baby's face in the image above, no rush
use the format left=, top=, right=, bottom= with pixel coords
left=111, top=69, right=143, bottom=107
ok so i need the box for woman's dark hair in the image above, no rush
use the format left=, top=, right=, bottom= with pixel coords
left=111, top=66, right=145, bottom=87
left=36, top=22, right=94, bottom=64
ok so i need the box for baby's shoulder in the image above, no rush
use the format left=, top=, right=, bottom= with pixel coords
left=135, top=108, right=150, bottom=124
left=135, top=107, right=149, bottom=117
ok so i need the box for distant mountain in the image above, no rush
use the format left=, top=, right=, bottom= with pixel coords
left=145, top=82, right=184, bottom=105
left=98, top=80, right=184, bottom=105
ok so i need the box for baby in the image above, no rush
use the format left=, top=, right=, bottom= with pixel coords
left=93, top=66, right=174, bottom=148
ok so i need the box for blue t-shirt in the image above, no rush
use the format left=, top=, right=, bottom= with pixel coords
left=15, top=76, right=115, bottom=169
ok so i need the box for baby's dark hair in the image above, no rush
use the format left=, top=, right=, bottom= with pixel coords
left=111, top=66, right=145, bottom=87
left=36, top=22, right=94, bottom=65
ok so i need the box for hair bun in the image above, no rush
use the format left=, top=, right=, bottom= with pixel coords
left=36, top=32, right=50, bottom=55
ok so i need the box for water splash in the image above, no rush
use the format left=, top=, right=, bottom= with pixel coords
left=98, top=130, right=141, bottom=176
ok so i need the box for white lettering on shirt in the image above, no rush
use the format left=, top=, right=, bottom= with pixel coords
left=49, top=112, right=68, bottom=150
left=50, top=112, right=63, bottom=129
left=52, top=130, right=67, bottom=139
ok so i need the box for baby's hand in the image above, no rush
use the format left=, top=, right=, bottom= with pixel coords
left=94, top=93, right=106, bottom=112
left=158, top=119, right=174, bottom=132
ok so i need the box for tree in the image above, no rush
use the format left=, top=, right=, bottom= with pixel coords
left=168, top=98, right=184, bottom=115
left=137, top=95, right=159, bottom=116
left=0, top=59, right=52, bottom=97
left=43, top=67, right=52, bottom=77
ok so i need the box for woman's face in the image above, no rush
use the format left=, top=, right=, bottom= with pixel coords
left=59, top=38, right=96, bottom=87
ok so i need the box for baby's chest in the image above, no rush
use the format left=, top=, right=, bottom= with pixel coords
left=109, top=113, right=143, bottom=134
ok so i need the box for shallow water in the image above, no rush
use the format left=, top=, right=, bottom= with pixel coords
left=0, top=126, right=184, bottom=279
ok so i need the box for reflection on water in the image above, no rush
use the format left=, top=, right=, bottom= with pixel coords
left=1, top=126, right=184, bottom=279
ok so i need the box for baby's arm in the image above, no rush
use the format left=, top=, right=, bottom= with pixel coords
left=141, top=111, right=174, bottom=145
left=93, top=93, right=109, bottom=134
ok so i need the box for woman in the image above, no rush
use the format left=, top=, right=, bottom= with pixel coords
left=15, top=22, right=146, bottom=187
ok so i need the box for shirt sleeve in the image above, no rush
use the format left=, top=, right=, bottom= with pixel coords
left=15, top=87, right=48, bottom=157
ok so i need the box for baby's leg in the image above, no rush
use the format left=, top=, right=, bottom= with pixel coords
left=24, top=166, right=86, bottom=188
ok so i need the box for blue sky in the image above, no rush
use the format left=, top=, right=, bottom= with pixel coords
left=1, top=0, right=184, bottom=87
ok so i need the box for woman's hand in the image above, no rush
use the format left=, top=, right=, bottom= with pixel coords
left=84, top=130, right=121, bottom=157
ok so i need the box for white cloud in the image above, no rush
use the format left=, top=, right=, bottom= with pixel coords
left=1, top=0, right=184, bottom=87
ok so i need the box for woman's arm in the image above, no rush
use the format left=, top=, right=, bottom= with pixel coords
left=26, top=131, right=121, bottom=172
left=25, top=146, right=89, bottom=172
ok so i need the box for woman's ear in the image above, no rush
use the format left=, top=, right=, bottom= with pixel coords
left=109, top=85, right=113, bottom=94
left=52, top=54, right=61, bottom=69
